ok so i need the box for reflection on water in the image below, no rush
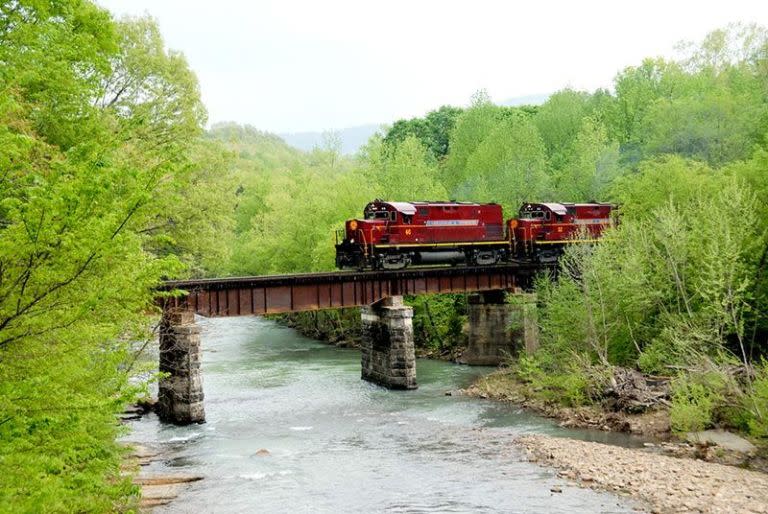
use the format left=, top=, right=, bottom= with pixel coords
left=126, top=317, right=642, bottom=513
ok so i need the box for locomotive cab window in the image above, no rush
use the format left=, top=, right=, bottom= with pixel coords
left=390, top=211, right=397, bottom=222
left=520, top=209, right=546, bottom=219
left=365, top=210, right=390, bottom=220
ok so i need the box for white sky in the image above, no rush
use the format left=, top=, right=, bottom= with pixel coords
left=97, top=0, right=768, bottom=133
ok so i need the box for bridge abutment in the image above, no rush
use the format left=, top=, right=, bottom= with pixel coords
left=460, top=291, right=538, bottom=365
left=157, top=309, right=205, bottom=424
left=360, top=296, right=417, bottom=390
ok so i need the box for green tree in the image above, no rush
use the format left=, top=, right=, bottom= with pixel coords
left=383, top=105, right=463, bottom=160
left=362, top=135, right=447, bottom=200
left=462, top=114, right=550, bottom=213
left=442, top=93, right=504, bottom=194
left=0, top=5, right=222, bottom=510
left=534, top=89, right=593, bottom=169
left=555, top=117, right=620, bottom=201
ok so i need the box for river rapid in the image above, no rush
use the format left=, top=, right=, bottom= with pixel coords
left=126, top=316, right=644, bottom=513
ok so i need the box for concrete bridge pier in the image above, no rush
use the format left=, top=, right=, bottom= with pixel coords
left=360, top=296, right=417, bottom=390
left=460, top=290, right=538, bottom=366
left=157, top=309, right=205, bottom=424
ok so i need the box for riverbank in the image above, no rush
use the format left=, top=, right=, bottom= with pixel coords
left=518, top=434, right=768, bottom=514
left=123, top=443, right=203, bottom=510
left=465, top=368, right=768, bottom=473
left=465, top=369, right=672, bottom=437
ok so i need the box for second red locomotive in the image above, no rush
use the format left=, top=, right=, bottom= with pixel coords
left=335, top=199, right=615, bottom=270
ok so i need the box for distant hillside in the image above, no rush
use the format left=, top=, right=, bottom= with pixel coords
left=207, top=122, right=306, bottom=170
left=500, top=93, right=550, bottom=106
left=278, top=96, right=549, bottom=155
left=280, top=123, right=383, bottom=155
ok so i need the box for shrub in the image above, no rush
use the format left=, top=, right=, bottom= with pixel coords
left=745, top=361, right=768, bottom=438
left=515, top=353, right=595, bottom=407
left=670, top=373, right=724, bottom=433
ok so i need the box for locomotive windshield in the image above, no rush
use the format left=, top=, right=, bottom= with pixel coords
left=364, top=209, right=391, bottom=220
left=519, top=210, right=546, bottom=219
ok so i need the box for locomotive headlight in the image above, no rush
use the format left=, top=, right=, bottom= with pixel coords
left=350, top=238, right=355, bottom=243
left=510, top=219, right=518, bottom=229
left=349, top=220, right=358, bottom=230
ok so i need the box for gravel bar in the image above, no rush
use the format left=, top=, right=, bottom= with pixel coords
left=518, top=435, right=768, bottom=514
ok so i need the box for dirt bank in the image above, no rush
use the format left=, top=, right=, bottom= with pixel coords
left=464, top=370, right=672, bottom=437
left=518, top=435, right=768, bottom=514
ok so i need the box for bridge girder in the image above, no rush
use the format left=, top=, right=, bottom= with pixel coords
left=158, top=264, right=541, bottom=316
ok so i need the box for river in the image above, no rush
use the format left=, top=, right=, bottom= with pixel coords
left=126, top=316, right=644, bottom=513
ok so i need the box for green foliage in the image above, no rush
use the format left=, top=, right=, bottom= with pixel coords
left=608, top=58, right=682, bottom=147
left=555, top=117, right=620, bottom=201
left=746, top=361, right=768, bottom=438
left=637, top=339, right=677, bottom=375
left=539, top=162, right=765, bottom=370
left=515, top=354, right=594, bottom=407
left=534, top=89, right=594, bottom=170
left=462, top=113, right=549, bottom=213
left=362, top=135, right=447, bottom=200
left=408, top=294, right=467, bottom=352
left=0, top=3, right=228, bottom=510
left=383, top=105, right=463, bottom=161
left=670, top=373, right=725, bottom=433
left=439, top=101, right=551, bottom=212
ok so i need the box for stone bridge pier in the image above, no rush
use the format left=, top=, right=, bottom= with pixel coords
left=360, top=296, right=417, bottom=390
left=460, top=290, right=538, bottom=366
left=157, top=309, right=205, bottom=424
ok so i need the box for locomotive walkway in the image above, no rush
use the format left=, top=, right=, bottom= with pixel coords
left=155, top=263, right=545, bottom=424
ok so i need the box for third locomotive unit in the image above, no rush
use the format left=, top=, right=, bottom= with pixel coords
left=335, top=200, right=615, bottom=270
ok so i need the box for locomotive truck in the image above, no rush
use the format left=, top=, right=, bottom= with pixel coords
left=335, top=200, right=614, bottom=270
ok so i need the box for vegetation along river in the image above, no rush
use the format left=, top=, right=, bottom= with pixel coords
left=126, top=316, right=646, bottom=513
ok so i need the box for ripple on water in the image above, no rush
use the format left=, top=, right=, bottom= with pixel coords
left=239, top=470, right=293, bottom=481
left=166, top=432, right=201, bottom=443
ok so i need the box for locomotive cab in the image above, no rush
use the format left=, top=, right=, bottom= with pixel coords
left=336, top=201, right=393, bottom=269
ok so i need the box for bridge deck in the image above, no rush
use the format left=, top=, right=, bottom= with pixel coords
left=158, top=263, right=543, bottom=316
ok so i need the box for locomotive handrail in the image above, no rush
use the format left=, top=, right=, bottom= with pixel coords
left=360, top=228, right=368, bottom=259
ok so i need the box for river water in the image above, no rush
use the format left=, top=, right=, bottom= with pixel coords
left=126, top=316, right=643, bottom=513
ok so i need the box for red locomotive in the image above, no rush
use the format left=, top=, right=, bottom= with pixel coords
left=510, top=202, right=615, bottom=264
left=335, top=200, right=614, bottom=270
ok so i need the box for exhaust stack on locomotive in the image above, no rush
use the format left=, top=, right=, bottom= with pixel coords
left=335, top=199, right=615, bottom=270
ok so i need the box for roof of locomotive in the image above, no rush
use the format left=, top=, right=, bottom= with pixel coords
left=367, top=200, right=499, bottom=216
left=524, top=202, right=613, bottom=215
left=539, top=203, right=568, bottom=215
